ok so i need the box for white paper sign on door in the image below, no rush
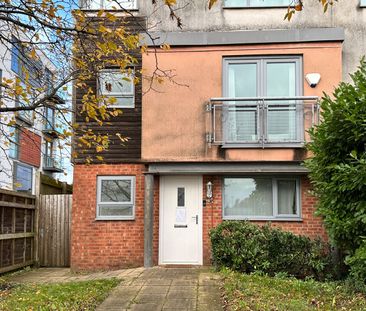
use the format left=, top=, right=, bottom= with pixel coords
left=176, top=208, right=186, bottom=223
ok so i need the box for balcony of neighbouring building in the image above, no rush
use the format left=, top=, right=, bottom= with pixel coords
left=206, top=96, right=319, bottom=148
left=43, top=155, right=63, bottom=173
left=80, top=0, right=137, bottom=10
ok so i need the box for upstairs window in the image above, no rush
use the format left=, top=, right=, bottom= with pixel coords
left=225, top=0, right=290, bottom=7
left=8, top=127, right=19, bottom=159
left=223, top=56, right=302, bottom=145
left=98, top=69, right=135, bottom=108
left=44, top=107, right=55, bottom=130
left=11, top=39, right=21, bottom=75
left=15, top=81, right=34, bottom=124
left=81, top=0, right=137, bottom=10
left=11, top=37, right=43, bottom=88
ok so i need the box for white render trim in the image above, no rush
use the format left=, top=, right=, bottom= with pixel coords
left=141, top=28, right=344, bottom=47
left=148, top=163, right=309, bottom=175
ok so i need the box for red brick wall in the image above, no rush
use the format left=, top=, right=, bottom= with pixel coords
left=19, top=129, right=41, bottom=167
left=71, top=164, right=146, bottom=271
left=201, top=175, right=326, bottom=265
left=72, top=166, right=326, bottom=270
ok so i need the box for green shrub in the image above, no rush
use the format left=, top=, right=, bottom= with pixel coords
left=210, top=221, right=332, bottom=280
left=305, top=59, right=366, bottom=291
left=345, top=241, right=366, bottom=293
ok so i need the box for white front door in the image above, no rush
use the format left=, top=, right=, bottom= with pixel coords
left=159, top=175, right=203, bottom=265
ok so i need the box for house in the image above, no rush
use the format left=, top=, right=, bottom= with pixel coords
left=71, top=0, right=365, bottom=270
left=0, top=36, right=67, bottom=195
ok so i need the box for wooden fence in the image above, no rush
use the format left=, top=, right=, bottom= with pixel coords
left=0, top=189, right=36, bottom=273
left=38, top=194, right=72, bottom=267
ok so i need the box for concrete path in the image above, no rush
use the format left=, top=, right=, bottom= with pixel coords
left=97, top=267, right=223, bottom=311
left=8, top=267, right=145, bottom=284
left=8, top=267, right=223, bottom=311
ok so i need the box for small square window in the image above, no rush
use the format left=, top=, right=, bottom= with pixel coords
left=361, top=0, right=366, bottom=7
left=97, top=176, right=135, bottom=220
left=14, top=163, right=33, bottom=193
left=98, top=69, right=135, bottom=108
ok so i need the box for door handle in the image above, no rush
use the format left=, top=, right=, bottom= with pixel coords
left=195, top=215, right=198, bottom=224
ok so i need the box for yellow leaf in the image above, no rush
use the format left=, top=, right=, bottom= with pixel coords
left=160, top=43, right=170, bottom=50
left=208, top=0, right=217, bottom=9
left=165, top=0, right=176, bottom=5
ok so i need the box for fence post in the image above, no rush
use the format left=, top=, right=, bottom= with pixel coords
left=33, top=171, right=41, bottom=267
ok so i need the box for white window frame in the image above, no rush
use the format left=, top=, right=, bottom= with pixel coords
left=96, top=175, right=135, bottom=220
left=98, top=69, right=135, bottom=108
left=224, top=0, right=290, bottom=8
left=222, top=176, right=301, bottom=221
left=81, top=0, right=138, bottom=10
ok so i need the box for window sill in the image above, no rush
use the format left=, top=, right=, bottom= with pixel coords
left=223, top=6, right=290, bottom=9
left=95, top=217, right=135, bottom=221
left=81, top=8, right=139, bottom=12
left=223, top=217, right=302, bottom=222
left=105, top=105, right=135, bottom=109
left=220, top=142, right=305, bottom=149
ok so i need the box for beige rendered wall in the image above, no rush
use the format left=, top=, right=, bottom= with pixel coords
left=142, top=42, right=342, bottom=162
left=140, top=0, right=364, bottom=83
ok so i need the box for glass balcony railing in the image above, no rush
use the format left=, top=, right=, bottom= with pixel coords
left=206, top=96, right=319, bottom=148
left=43, top=155, right=63, bottom=172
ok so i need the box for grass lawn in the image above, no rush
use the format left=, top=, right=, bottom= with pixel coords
left=221, top=268, right=366, bottom=311
left=0, top=277, right=119, bottom=311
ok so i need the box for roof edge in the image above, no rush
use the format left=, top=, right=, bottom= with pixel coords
left=141, top=27, right=344, bottom=47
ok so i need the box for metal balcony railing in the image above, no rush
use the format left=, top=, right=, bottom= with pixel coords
left=43, top=155, right=63, bottom=172
left=206, top=96, right=319, bottom=148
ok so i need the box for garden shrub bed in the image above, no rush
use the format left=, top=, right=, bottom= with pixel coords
left=210, top=221, right=333, bottom=280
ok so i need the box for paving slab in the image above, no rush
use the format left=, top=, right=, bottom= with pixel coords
left=8, top=266, right=223, bottom=310
left=99, top=267, right=223, bottom=311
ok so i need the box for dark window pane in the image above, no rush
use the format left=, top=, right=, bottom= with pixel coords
left=177, top=187, right=185, bottom=207
left=100, top=179, right=131, bottom=202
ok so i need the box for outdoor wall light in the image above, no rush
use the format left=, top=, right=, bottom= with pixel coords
left=206, top=181, right=213, bottom=201
left=305, top=73, right=321, bottom=88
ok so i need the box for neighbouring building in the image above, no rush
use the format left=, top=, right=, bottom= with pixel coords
left=72, top=0, right=365, bottom=270
left=0, top=37, right=67, bottom=195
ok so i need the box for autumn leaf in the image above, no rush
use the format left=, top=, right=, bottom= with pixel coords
left=208, top=0, right=217, bottom=9
left=165, top=0, right=176, bottom=5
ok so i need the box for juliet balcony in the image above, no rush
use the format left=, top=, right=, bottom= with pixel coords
left=206, top=96, right=319, bottom=148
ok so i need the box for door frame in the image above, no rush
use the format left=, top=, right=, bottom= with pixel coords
left=159, top=175, right=203, bottom=265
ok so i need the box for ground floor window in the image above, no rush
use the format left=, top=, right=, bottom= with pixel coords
left=14, top=162, right=33, bottom=193
left=223, top=176, right=301, bottom=220
left=96, top=176, right=135, bottom=220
